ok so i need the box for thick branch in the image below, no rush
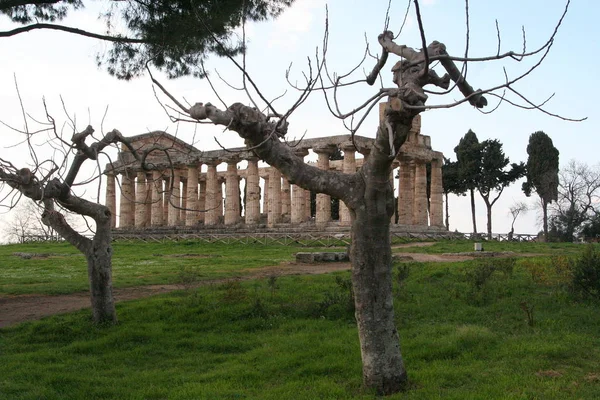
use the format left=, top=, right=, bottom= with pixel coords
left=0, top=23, right=147, bottom=43
left=189, top=102, right=355, bottom=202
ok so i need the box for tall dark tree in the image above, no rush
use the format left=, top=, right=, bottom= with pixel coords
left=442, top=157, right=466, bottom=230
left=454, top=130, right=481, bottom=234
left=522, top=131, right=559, bottom=240
left=477, top=139, right=526, bottom=239
left=0, top=0, right=295, bottom=79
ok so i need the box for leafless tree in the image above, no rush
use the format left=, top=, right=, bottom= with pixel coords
left=0, top=91, right=177, bottom=324
left=148, top=0, right=582, bottom=393
left=550, top=160, right=600, bottom=240
left=2, top=199, right=68, bottom=243
left=508, top=201, right=528, bottom=240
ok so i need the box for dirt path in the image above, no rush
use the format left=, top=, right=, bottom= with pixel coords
left=0, top=243, right=494, bottom=329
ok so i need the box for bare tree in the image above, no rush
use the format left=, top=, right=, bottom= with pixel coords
left=2, top=199, right=65, bottom=243
left=0, top=94, right=168, bottom=324
left=550, top=160, right=600, bottom=241
left=508, top=201, right=528, bottom=240
left=149, top=1, right=581, bottom=394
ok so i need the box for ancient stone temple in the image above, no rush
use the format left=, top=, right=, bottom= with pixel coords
left=104, top=111, right=445, bottom=233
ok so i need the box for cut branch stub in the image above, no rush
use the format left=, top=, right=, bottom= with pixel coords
left=427, top=41, right=488, bottom=108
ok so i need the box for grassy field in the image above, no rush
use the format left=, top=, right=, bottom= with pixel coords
left=1, top=240, right=600, bottom=399
left=0, top=241, right=328, bottom=295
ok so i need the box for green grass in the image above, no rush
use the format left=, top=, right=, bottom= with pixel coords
left=0, top=241, right=340, bottom=295
left=1, top=242, right=600, bottom=399
left=394, top=239, right=590, bottom=255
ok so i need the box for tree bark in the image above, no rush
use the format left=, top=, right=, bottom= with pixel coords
left=350, top=172, right=407, bottom=394
left=485, top=200, right=492, bottom=240
left=85, top=219, right=117, bottom=325
left=187, top=100, right=413, bottom=395
left=470, top=188, right=477, bottom=234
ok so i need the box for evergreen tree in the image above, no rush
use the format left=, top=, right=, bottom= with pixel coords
left=477, top=139, right=525, bottom=239
left=442, top=157, right=466, bottom=230
left=454, top=129, right=481, bottom=234
left=522, top=131, right=559, bottom=240
left=1, top=0, right=295, bottom=79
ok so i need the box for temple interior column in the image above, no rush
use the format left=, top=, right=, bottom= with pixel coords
left=168, top=173, right=181, bottom=226
left=413, top=161, right=428, bottom=226
left=398, top=160, right=414, bottom=225
left=145, top=173, right=152, bottom=226
left=429, top=158, right=444, bottom=227
left=180, top=175, right=187, bottom=224
left=268, top=167, right=281, bottom=227
left=262, top=175, right=270, bottom=217
left=151, top=171, right=163, bottom=226
left=119, top=171, right=134, bottom=228
left=186, top=163, right=199, bottom=226
left=105, top=172, right=117, bottom=228
left=198, top=179, right=206, bottom=223
left=135, top=171, right=147, bottom=228
left=217, top=177, right=225, bottom=221
left=225, top=158, right=241, bottom=225
left=205, top=161, right=220, bottom=225
left=162, top=176, right=169, bottom=224
left=303, top=186, right=311, bottom=221
left=281, top=177, right=291, bottom=222
left=340, top=144, right=356, bottom=225
left=245, top=158, right=260, bottom=224
left=290, top=184, right=302, bottom=224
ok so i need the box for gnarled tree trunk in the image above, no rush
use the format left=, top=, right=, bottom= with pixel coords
left=85, top=218, right=117, bottom=324
left=350, top=170, right=407, bottom=394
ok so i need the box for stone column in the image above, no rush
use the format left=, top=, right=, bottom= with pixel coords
left=135, top=171, right=147, bottom=228
left=217, top=177, right=225, bottom=221
left=245, top=158, right=260, bottom=225
left=163, top=176, right=169, bottom=224
left=340, top=143, right=356, bottom=225
left=290, top=148, right=309, bottom=224
left=430, top=158, right=444, bottom=227
left=180, top=176, right=187, bottom=224
left=185, top=163, right=200, bottom=226
left=413, top=161, right=428, bottom=226
left=198, top=179, right=206, bottom=224
left=314, top=146, right=335, bottom=227
left=304, top=186, right=311, bottom=221
left=205, top=161, right=220, bottom=225
left=262, top=175, right=269, bottom=216
left=290, top=184, right=302, bottom=224
left=268, top=167, right=282, bottom=227
left=105, top=172, right=117, bottom=228
left=151, top=171, right=163, bottom=226
left=145, top=173, right=152, bottom=226
left=119, top=172, right=134, bottom=228
left=225, top=158, right=241, bottom=225
left=281, top=178, right=291, bottom=222
left=398, top=160, right=414, bottom=225
left=167, top=173, right=181, bottom=226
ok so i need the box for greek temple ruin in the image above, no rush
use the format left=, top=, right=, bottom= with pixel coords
left=104, top=106, right=445, bottom=233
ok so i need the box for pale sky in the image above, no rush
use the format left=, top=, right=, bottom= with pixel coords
left=0, top=0, right=596, bottom=237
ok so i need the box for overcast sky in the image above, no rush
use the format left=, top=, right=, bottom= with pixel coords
left=0, top=0, right=596, bottom=236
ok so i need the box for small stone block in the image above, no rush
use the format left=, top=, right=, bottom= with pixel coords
left=321, top=252, right=337, bottom=262
left=296, top=252, right=315, bottom=263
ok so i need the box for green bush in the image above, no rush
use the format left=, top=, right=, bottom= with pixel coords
left=571, top=244, right=600, bottom=300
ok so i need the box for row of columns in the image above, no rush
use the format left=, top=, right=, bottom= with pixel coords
left=105, top=152, right=444, bottom=230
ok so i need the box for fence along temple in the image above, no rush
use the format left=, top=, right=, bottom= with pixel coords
left=104, top=105, right=445, bottom=233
